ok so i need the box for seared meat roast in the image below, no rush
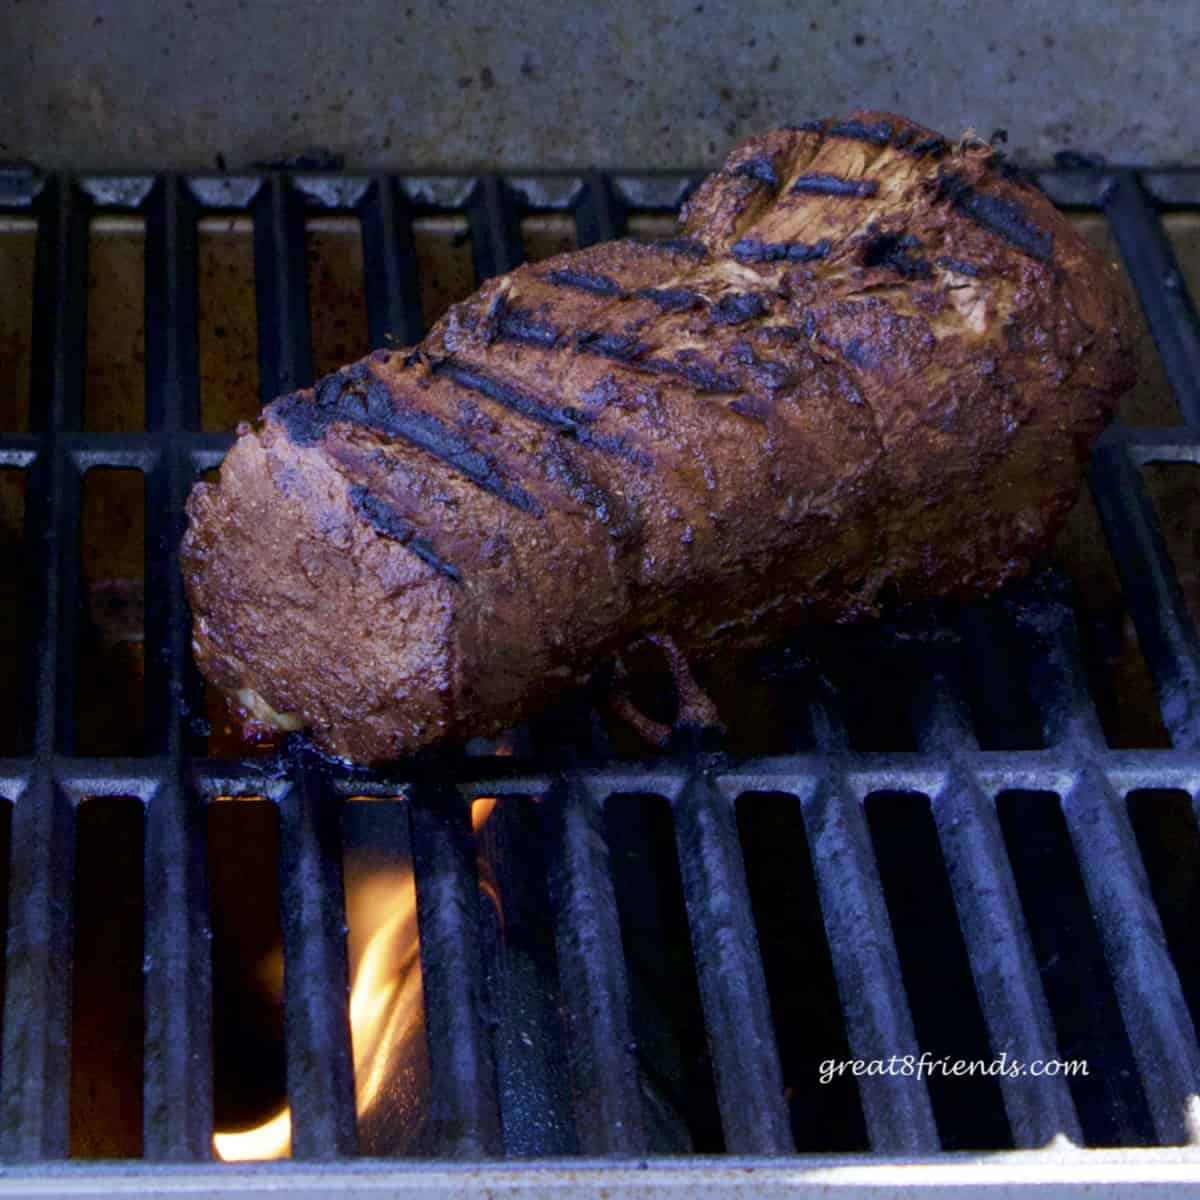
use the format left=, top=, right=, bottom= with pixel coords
left=182, top=113, right=1134, bottom=765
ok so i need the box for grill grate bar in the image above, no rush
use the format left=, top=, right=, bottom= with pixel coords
left=409, top=783, right=502, bottom=1157
left=0, top=165, right=1197, bottom=1165
left=141, top=172, right=213, bottom=1160
left=252, top=175, right=358, bottom=1158
left=1102, top=171, right=1200, bottom=425
left=574, top=174, right=628, bottom=247
left=677, top=774, right=793, bottom=1154
left=915, top=675, right=1084, bottom=1147
left=1090, top=438, right=1200, bottom=749
left=277, top=773, right=358, bottom=1157
left=360, top=176, right=426, bottom=348
left=800, top=708, right=941, bottom=1154
left=543, top=778, right=646, bottom=1155
left=0, top=175, right=88, bottom=1159
left=467, top=177, right=526, bottom=282
left=144, top=176, right=201, bottom=434
left=1018, top=588, right=1200, bottom=1144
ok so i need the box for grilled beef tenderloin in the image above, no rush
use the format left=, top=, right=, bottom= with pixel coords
left=182, top=113, right=1134, bottom=765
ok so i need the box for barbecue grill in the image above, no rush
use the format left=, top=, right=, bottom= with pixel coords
left=0, top=161, right=1199, bottom=1196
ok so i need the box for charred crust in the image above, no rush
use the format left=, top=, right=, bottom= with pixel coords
left=490, top=296, right=563, bottom=348
left=637, top=236, right=709, bottom=260
left=544, top=268, right=625, bottom=297
left=575, top=329, right=652, bottom=362
left=792, top=174, right=879, bottom=199
left=861, top=231, right=932, bottom=279
left=903, top=135, right=948, bottom=159
left=434, top=358, right=594, bottom=435
left=436, top=358, right=650, bottom=466
left=828, top=118, right=894, bottom=146
left=731, top=154, right=780, bottom=188
left=348, top=485, right=462, bottom=582
left=643, top=351, right=741, bottom=393
left=632, top=287, right=705, bottom=312
left=711, top=292, right=769, bottom=325
left=273, top=365, right=543, bottom=516
left=935, top=169, right=1053, bottom=263
left=732, top=237, right=832, bottom=263
left=537, top=439, right=641, bottom=541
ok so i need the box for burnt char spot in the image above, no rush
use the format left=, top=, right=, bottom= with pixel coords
left=732, top=237, right=832, bottom=263
left=935, top=256, right=981, bottom=277
left=861, top=232, right=932, bottom=279
left=712, top=293, right=769, bottom=326
left=792, top=174, right=879, bottom=199
left=936, top=170, right=1053, bottom=263
left=829, top=119, right=893, bottom=146
left=348, top=485, right=462, bottom=582
left=786, top=119, right=826, bottom=133
left=575, top=330, right=651, bottom=362
left=732, top=154, right=780, bottom=188
left=638, top=236, right=709, bottom=260
left=633, top=287, right=704, bottom=312
left=544, top=268, right=624, bottom=297
left=273, top=365, right=543, bottom=516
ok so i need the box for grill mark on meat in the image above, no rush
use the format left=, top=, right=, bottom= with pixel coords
left=828, top=118, right=894, bottom=146
left=633, top=236, right=709, bottom=260
left=732, top=237, right=832, bottom=263
left=434, top=358, right=651, bottom=465
left=861, top=231, right=932, bottom=279
left=792, top=174, right=879, bottom=199
left=732, top=154, right=780, bottom=187
left=537, top=438, right=641, bottom=541
left=575, top=329, right=652, bottom=362
left=937, top=170, right=1053, bottom=263
left=643, top=352, right=741, bottom=393
left=632, top=287, right=705, bottom=312
left=711, top=293, right=769, bottom=325
left=348, top=485, right=463, bottom=582
left=936, top=255, right=981, bottom=277
left=489, top=313, right=739, bottom=394
left=491, top=302, right=562, bottom=349
left=274, top=367, right=543, bottom=516
left=434, top=359, right=593, bottom=434
left=543, top=268, right=624, bottom=297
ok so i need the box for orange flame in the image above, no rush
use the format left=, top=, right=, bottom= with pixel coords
left=213, top=797, right=498, bottom=1161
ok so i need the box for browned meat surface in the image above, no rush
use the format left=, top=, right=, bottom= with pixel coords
left=182, top=113, right=1135, bottom=765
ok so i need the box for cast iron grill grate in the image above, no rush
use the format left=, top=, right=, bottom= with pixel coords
left=0, top=163, right=1199, bottom=1168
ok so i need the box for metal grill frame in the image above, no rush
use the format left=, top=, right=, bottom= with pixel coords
left=1, top=163, right=1200, bottom=1193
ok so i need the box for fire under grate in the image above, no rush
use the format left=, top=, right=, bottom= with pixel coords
left=0, top=162, right=1199, bottom=1193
